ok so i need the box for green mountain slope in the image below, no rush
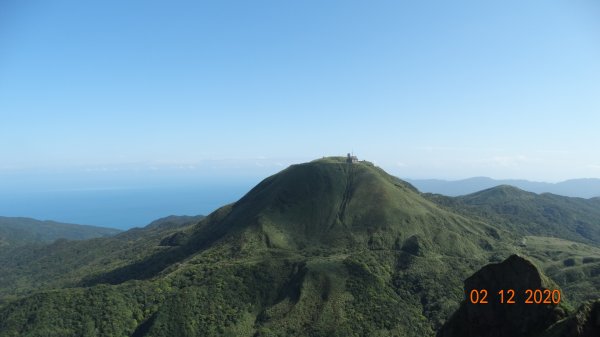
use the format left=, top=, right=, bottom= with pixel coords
left=0, top=158, right=512, bottom=336
left=0, top=216, right=121, bottom=248
left=407, top=177, right=600, bottom=198
left=0, top=158, right=597, bottom=337
left=145, top=215, right=205, bottom=230
left=0, top=215, right=202, bottom=301
left=219, top=157, right=505, bottom=253
left=517, top=236, right=600, bottom=305
left=425, top=185, right=600, bottom=246
left=426, top=186, right=600, bottom=305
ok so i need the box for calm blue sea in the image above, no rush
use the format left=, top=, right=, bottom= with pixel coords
left=0, top=182, right=256, bottom=230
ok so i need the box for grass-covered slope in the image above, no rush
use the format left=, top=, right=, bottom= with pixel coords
left=221, top=158, right=506, bottom=254
left=517, top=236, right=600, bottom=305
left=426, top=186, right=600, bottom=305
left=0, top=158, right=513, bottom=337
left=0, top=158, right=596, bottom=337
left=144, top=215, right=205, bottom=230
left=0, top=216, right=121, bottom=248
left=426, top=185, right=600, bottom=246
left=0, top=215, right=202, bottom=301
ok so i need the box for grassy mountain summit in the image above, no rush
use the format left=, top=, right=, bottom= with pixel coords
left=216, top=157, right=503, bottom=254
left=0, top=157, right=597, bottom=337
left=407, top=177, right=600, bottom=198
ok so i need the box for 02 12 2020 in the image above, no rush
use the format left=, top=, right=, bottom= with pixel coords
left=468, top=289, right=561, bottom=304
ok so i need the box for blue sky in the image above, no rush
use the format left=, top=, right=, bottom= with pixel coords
left=2, top=0, right=600, bottom=182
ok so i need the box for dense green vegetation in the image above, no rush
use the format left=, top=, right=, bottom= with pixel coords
left=0, top=215, right=203, bottom=300
left=0, top=158, right=598, bottom=336
left=425, top=185, right=600, bottom=245
left=426, top=186, right=600, bottom=305
left=0, top=217, right=120, bottom=248
left=518, top=236, right=600, bottom=305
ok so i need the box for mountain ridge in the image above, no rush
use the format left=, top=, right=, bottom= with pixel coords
left=424, top=184, right=600, bottom=246
left=0, top=216, right=121, bottom=248
left=407, top=177, right=600, bottom=198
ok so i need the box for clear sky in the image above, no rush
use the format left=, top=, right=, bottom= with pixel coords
left=2, top=0, right=600, bottom=182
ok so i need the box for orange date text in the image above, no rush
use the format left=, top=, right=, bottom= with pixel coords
left=467, top=289, right=561, bottom=305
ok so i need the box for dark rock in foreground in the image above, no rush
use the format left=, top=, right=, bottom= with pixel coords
left=438, top=255, right=567, bottom=337
left=546, top=300, right=600, bottom=337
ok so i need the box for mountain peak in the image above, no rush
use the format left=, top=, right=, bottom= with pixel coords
left=227, top=157, right=422, bottom=248
left=461, top=184, right=535, bottom=204
left=179, top=157, right=502, bottom=259
left=483, top=184, right=531, bottom=194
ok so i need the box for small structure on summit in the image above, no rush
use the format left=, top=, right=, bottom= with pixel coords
left=346, top=153, right=358, bottom=164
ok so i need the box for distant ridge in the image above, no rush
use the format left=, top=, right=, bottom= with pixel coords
left=144, top=214, right=205, bottom=230
left=425, top=184, right=600, bottom=245
left=406, top=177, right=600, bottom=198
left=0, top=216, right=121, bottom=247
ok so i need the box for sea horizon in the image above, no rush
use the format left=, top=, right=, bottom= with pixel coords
left=0, top=182, right=256, bottom=230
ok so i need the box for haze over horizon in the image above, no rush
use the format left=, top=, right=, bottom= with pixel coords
left=2, top=0, right=600, bottom=184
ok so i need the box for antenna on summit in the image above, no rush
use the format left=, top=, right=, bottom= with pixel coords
left=346, top=152, right=358, bottom=164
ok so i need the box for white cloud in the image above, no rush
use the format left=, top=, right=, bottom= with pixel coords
left=465, top=155, right=535, bottom=169
left=415, top=146, right=506, bottom=152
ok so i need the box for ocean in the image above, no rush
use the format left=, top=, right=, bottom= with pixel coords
left=0, top=182, right=257, bottom=230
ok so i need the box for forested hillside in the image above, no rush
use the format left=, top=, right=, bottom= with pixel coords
left=0, top=216, right=120, bottom=248
left=0, top=158, right=598, bottom=336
